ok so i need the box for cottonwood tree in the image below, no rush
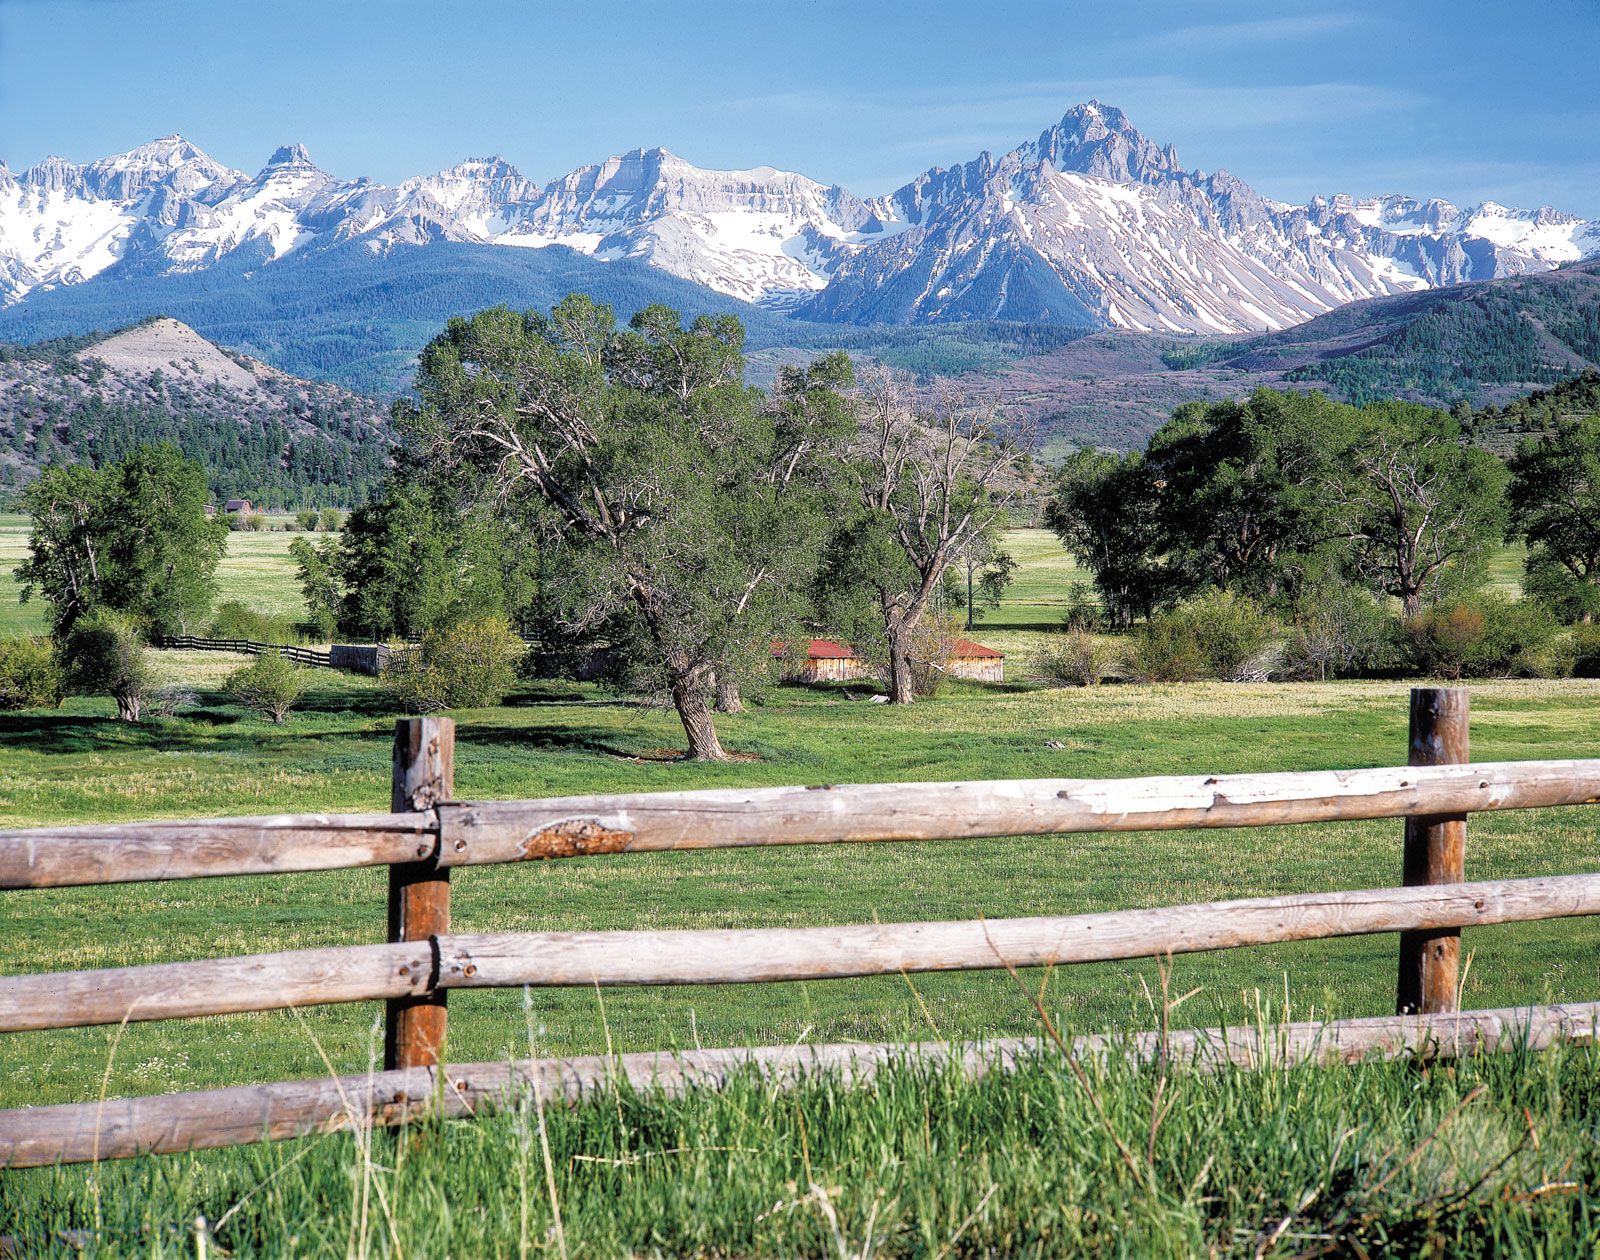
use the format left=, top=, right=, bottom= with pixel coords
left=407, top=298, right=850, bottom=759
left=1144, top=389, right=1353, bottom=604
left=1507, top=416, right=1600, bottom=621
left=1043, top=448, right=1167, bottom=628
left=1326, top=404, right=1508, bottom=617
left=947, top=526, right=1017, bottom=631
left=827, top=370, right=1031, bottom=704
left=17, top=444, right=227, bottom=637
left=65, top=609, right=154, bottom=721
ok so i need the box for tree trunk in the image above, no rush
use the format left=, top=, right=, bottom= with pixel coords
left=671, top=671, right=728, bottom=760
left=714, top=674, right=744, bottom=714
left=885, top=623, right=916, bottom=705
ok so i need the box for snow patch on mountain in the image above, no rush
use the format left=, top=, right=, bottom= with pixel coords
left=2, top=107, right=1597, bottom=335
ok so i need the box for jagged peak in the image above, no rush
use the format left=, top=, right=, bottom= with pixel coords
left=1024, top=101, right=1181, bottom=184
left=265, top=143, right=315, bottom=169
left=111, top=134, right=208, bottom=162
left=433, top=155, right=528, bottom=182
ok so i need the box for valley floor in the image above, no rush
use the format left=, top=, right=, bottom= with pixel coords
left=3, top=524, right=1598, bottom=1255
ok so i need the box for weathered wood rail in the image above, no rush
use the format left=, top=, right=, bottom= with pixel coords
left=3, top=689, right=1600, bottom=1169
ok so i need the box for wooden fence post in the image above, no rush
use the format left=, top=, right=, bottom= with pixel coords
left=1397, top=687, right=1468, bottom=1015
left=384, top=717, right=454, bottom=1070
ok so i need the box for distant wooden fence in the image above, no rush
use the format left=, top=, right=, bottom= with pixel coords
left=155, top=635, right=335, bottom=668
left=4, top=687, right=1600, bottom=1168
left=155, top=636, right=393, bottom=676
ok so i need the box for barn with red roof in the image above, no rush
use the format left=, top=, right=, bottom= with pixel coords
left=772, top=637, right=1004, bottom=684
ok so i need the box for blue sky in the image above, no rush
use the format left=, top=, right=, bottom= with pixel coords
left=2, top=0, right=1597, bottom=215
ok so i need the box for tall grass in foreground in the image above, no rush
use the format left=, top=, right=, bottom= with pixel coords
left=7, top=1027, right=1600, bottom=1258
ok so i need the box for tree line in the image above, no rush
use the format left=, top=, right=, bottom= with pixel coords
left=1049, top=384, right=1600, bottom=673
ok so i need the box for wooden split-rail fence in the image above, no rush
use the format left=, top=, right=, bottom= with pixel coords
left=155, top=635, right=334, bottom=668
left=4, top=687, right=1600, bottom=1168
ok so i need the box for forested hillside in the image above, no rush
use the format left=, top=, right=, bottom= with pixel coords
left=971, top=260, right=1600, bottom=452
left=1470, top=370, right=1600, bottom=452
left=0, top=317, right=390, bottom=508
left=1278, top=261, right=1600, bottom=403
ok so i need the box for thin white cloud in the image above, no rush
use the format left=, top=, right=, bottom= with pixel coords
left=1144, top=13, right=1370, bottom=49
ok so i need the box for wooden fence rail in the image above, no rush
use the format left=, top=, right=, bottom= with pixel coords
left=5, top=690, right=1600, bottom=1168
left=8, top=760, right=1600, bottom=891
left=7, top=1002, right=1598, bottom=1170
left=7, top=874, right=1600, bottom=1035
left=155, top=635, right=333, bottom=668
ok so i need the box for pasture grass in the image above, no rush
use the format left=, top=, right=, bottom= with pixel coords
left=0, top=521, right=320, bottom=636
left=1, top=522, right=1592, bottom=1255
left=6, top=1025, right=1600, bottom=1256
left=4, top=674, right=1600, bottom=1116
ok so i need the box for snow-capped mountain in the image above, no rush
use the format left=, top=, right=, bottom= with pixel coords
left=484, top=148, right=902, bottom=308
left=804, top=102, right=1600, bottom=331
left=3, top=106, right=1598, bottom=335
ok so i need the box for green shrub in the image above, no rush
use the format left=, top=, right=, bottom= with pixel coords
left=1127, top=617, right=1209, bottom=682
left=1032, top=631, right=1118, bottom=686
left=243, top=513, right=267, bottom=532
left=225, top=651, right=306, bottom=723
left=383, top=615, right=525, bottom=712
left=1182, top=589, right=1280, bottom=680
left=1129, top=589, right=1279, bottom=682
left=1572, top=623, right=1600, bottom=677
left=211, top=601, right=305, bottom=645
left=1061, top=582, right=1103, bottom=633
left=1280, top=584, right=1399, bottom=680
left=319, top=508, right=346, bottom=532
left=0, top=636, right=64, bottom=710
left=65, top=609, right=155, bottom=721
left=294, top=509, right=320, bottom=532
left=1405, top=593, right=1559, bottom=678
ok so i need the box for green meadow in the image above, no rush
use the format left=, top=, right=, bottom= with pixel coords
left=5, top=521, right=1600, bottom=1255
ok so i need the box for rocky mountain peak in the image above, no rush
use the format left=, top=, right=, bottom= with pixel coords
left=1025, top=100, right=1182, bottom=183
left=265, top=143, right=315, bottom=169
left=22, top=155, right=83, bottom=194
left=84, top=135, right=237, bottom=200
left=442, top=155, right=525, bottom=181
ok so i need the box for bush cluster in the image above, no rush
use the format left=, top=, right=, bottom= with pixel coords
left=383, top=616, right=525, bottom=713
left=1032, top=630, right=1116, bottom=687
left=0, top=636, right=64, bottom=710
left=225, top=651, right=307, bottom=723
left=211, top=602, right=305, bottom=646
left=1280, top=585, right=1398, bottom=681
left=1128, top=589, right=1279, bottom=683
left=1403, top=594, right=1562, bottom=679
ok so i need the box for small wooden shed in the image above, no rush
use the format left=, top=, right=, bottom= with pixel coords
left=772, top=639, right=868, bottom=683
left=949, top=638, right=1005, bottom=682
